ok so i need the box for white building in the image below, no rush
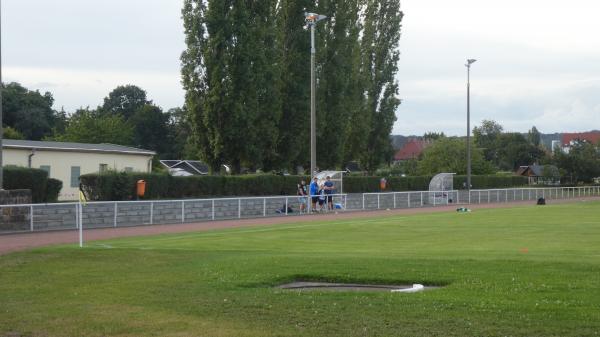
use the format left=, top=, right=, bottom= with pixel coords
left=3, top=140, right=155, bottom=200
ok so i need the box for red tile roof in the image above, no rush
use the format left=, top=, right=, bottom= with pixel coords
left=562, top=131, right=600, bottom=146
left=394, top=139, right=429, bottom=161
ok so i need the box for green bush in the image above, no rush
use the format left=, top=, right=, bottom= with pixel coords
left=2, top=166, right=61, bottom=203
left=45, top=178, right=63, bottom=203
left=80, top=172, right=531, bottom=201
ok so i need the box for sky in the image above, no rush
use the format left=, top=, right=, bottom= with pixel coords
left=3, top=0, right=600, bottom=136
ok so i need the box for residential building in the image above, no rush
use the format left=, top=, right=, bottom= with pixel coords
left=3, top=140, right=155, bottom=200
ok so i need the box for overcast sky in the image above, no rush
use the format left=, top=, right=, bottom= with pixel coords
left=3, top=0, right=600, bottom=136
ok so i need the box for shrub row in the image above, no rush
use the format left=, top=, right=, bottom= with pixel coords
left=80, top=172, right=530, bottom=201
left=2, top=166, right=63, bottom=203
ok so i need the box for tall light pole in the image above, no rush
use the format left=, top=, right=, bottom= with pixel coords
left=305, top=12, right=327, bottom=178
left=465, top=59, right=476, bottom=192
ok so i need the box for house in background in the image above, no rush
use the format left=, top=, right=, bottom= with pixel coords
left=393, top=139, right=430, bottom=163
left=560, top=131, right=600, bottom=153
left=516, top=164, right=560, bottom=185
left=3, top=140, right=155, bottom=200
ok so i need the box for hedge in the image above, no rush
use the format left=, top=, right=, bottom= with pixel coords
left=2, top=166, right=62, bottom=203
left=80, top=172, right=530, bottom=201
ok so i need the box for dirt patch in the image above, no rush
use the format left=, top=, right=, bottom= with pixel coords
left=277, top=281, right=439, bottom=292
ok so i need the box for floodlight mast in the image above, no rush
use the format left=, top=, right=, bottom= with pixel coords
left=304, top=12, right=328, bottom=179
left=465, top=59, right=476, bottom=192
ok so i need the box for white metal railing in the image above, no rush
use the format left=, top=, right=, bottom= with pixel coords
left=1, top=186, right=599, bottom=234
left=0, top=193, right=347, bottom=233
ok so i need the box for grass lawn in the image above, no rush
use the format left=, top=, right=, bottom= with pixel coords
left=1, top=201, right=600, bottom=336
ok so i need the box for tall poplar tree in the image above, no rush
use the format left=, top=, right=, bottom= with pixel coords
left=360, top=0, right=403, bottom=171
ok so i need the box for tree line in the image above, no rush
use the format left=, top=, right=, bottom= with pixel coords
left=181, top=0, right=403, bottom=173
left=1, top=82, right=192, bottom=162
left=393, top=120, right=600, bottom=184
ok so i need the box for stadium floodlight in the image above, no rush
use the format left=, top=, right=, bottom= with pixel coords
left=465, top=58, right=477, bottom=192
left=304, top=11, right=328, bottom=180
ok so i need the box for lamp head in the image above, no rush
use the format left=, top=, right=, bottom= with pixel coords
left=305, top=12, right=328, bottom=25
left=466, top=59, right=477, bottom=67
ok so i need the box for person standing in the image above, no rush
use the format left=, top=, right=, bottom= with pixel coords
left=324, top=175, right=335, bottom=210
left=309, top=177, right=319, bottom=212
left=297, top=180, right=308, bottom=213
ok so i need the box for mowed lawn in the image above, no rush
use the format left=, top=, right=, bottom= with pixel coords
left=1, top=202, right=600, bottom=336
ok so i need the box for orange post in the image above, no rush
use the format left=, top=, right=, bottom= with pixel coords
left=136, top=180, right=146, bottom=198
left=380, top=178, right=387, bottom=191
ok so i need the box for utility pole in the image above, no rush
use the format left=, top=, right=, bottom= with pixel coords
left=304, top=12, right=327, bottom=178
left=465, top=59, right=477, bottom=192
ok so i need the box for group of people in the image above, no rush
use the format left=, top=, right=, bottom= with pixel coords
left=297, top=176, right=336, bottom=213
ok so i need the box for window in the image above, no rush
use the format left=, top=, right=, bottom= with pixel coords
left=99, top=164, right=108, bottom=173
left=70, top=166, right=81, bottom=188
left=39, top=165, right=51, bottom=176
left=124, top=167, right=133, bottom=173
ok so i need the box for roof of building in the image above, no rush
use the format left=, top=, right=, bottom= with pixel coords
left=561, top=131, right=600, bottom=146
left=160, top=160, right=209, bottom=175
left=393, top=139, right=429, bottom=161
left=516, top=164, right=559, bottom=177
left=2, top=139, right=155, bottom=155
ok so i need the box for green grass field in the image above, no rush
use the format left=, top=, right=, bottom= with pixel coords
left=2, top=201, right=600, bottom=336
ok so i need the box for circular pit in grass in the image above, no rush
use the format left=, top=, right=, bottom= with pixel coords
left=277, top=281, right=440, bottom=293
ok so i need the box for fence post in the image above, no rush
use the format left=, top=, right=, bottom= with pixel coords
left=114, top=202, right=118, bottom=228
left=150, top=202, right=154, bottom=225
left=433, top=192, right=436, bottom=206
left=377, top=194, right=380, bottom=209
left=75, top=204, right=79, bottom=229
left=478, top=191, right=481, bottom=204
left=285, top=197, right=288, bottom=215
left=393, top=193, right=396, bottom=209
left=362, top=194, right=365, bottom=210
left=344, top=194, right=347, bottom=210
left=456, top=190, right=460, bottom=204
left=181, top=201, right=185, bottom=223
left=263, top=198, right=266, bottom=217
left=238, top=199, right=241, bottom=219
left=30, top=205, right=34, bottom=232
left=212, top=200, right=215, bottom=220
left=468, top=190, right=471, bottom=204
left=420, top=192, right=423, bottom=206
left=408, top=192, right=411, bottom=208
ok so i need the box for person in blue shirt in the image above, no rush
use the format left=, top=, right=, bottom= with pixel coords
left=309, top=177, right=319, bottom=212
left=323, top=175, right=335, bottom=210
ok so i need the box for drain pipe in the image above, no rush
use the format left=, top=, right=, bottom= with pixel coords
left=27, top=149, right=36, bottom=168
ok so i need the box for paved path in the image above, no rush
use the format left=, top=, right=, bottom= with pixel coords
left=1, top=197, right=598, bottom=255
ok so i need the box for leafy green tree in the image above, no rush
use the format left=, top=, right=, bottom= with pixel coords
left=165, top=107, right=196, bottom=159
left=100, top=85, right=150, bottom=120
left=1, top=82, right=58, bottom=140
left=473, top=119, right=503, bottom=162
left=528, top=126, right=541, bottom=146
left=359, top=0, right=403, bottom=172
left=276, top=0, right=312, bottom=170
left=423, top=132, right=446, bottom=141
left=55, top=108, right=134, bottom=145
left=417, top=137, right=495, bottom=175
left=553, top=141, right=600, bottom=183
left=3, top=127, right=24, bottom=140
left=496, top=133, right=546, bottom=170
left=129, top=104, right=171, bottom=155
